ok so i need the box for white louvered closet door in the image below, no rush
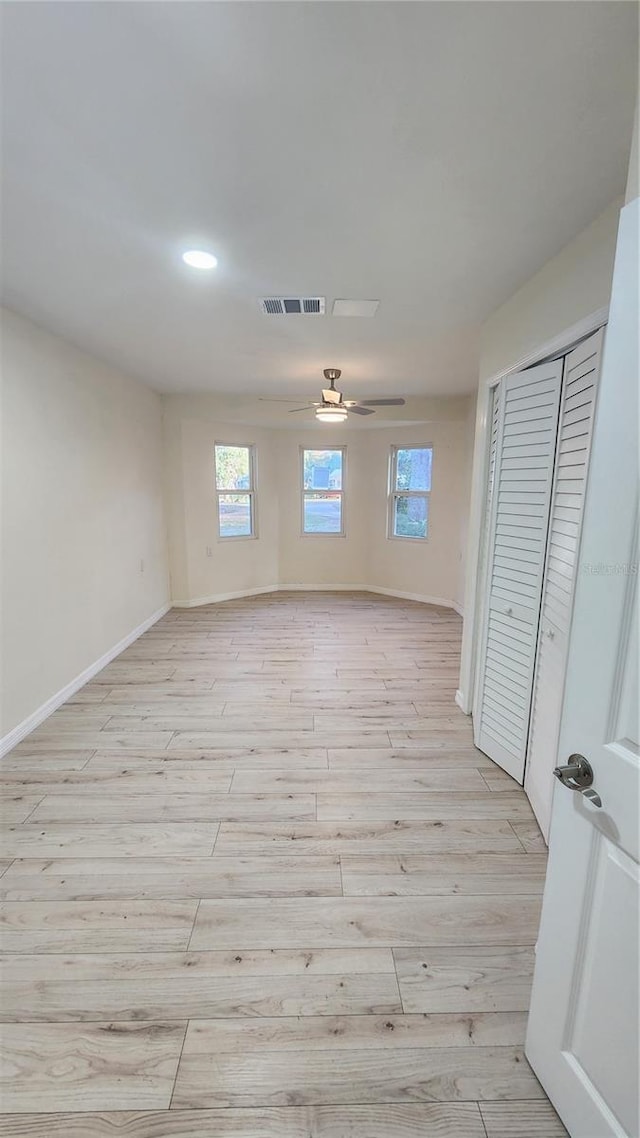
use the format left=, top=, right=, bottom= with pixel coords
left=475, top=360, right=563, bottom=781
left=525, top=330, right=604, bottom=837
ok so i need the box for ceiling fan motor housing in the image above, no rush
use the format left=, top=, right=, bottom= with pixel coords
left=322, top=386, right=343, bottom=405
left=321, top=369, right=343, bottom=405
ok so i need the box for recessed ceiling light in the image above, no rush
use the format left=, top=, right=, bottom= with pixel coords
left=182, top=250, right=218, bottom=270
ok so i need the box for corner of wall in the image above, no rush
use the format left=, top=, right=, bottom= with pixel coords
left=162, top=407, right=190, bottom=603
left=625, top=99, right=639, bottom=205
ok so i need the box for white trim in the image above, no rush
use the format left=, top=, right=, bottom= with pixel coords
left=457, top=305, right=609, bottom=718
left=0, top=603, right=171, bottom=758
left=387, top=443, right=433, bottom=542
left=172, top=585, right=278, bottom=607
left=279, top=583, right=365, bottom=592
left=455, top=689, right=467, bottom=712
left=300, top=445, right=346, bottom=537
left=367, top=585, right=460, bottom=610
left=174, top=582, right=464, bottom=611
left=478, top=307, right=609, bottom=387
left=214, top=441, right=258, bottom=541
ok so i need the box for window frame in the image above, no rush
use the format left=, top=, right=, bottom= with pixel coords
left=214, top=442, right=258, bottom=541
left=387, top=444, right=433, bottom=542
left=300, top=445, right=347, bottom=537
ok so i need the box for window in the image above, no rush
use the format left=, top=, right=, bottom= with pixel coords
left=389, top=445, right=432, bottom=539
left=302, top=447, right=345, bottom=535
left=214, top=444, right=256, bottom=538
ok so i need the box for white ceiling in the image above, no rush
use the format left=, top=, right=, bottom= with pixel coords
left=1, top=2, right=637, bottom=399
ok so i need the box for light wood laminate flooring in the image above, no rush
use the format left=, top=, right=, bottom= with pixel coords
left=0, top=592, right=567, bottom=1136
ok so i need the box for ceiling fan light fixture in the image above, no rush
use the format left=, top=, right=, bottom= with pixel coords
left=315, top=405, right=348, bottom=423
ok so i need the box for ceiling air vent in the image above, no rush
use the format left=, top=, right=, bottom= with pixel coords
left=260, top=297, right=325, bottom=315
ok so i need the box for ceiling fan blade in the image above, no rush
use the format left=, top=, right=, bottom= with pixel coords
left=360, top=398, right=406, bottom=406
left=347, top=405, right=376, bottom=416
left=288, top=406, right=315, bottom=413
left=259, top=397, right=312, bottom=403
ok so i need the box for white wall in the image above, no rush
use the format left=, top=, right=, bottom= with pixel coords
left=1, top=308, right=170, bottom=740
left=479, top=198, right=621, bottom=382
left=276, top=428, right=368, bottom=589
left=163, top=396, right=475, bottom=607
left=163, top=399, right=279, bottom=604
left=364, top=421, right=472, bottom=608
left=625, top=101, right=638, bottom=205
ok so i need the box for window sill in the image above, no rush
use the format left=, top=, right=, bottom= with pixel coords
left=217, top=534, right=258, bottom=542
left=387, top=534, right=429, bottom=543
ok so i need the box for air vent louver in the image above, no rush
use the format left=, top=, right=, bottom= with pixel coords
left=262, top=298, right=284, bottom=315
left=260, top=297, right=325, bottom=315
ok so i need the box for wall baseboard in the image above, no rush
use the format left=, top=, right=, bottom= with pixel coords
left=174, top=583, right=464, bottom=611
left=0, top=603, right=171, bottom=758
left=172, top=585, right=279, bottom=608
left=455, top=688, right=471, bottom=715
left=278, top=583, right=368, bottom=592
left=367, top=585, right=460, bottom=611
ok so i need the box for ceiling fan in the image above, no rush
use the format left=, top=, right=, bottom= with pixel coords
left=261, top=369, right=405, bottom=422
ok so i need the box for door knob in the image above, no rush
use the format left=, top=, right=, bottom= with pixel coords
left=553, top=754, right=602, bottom=807
left=581, top=788, right=603, bottom=807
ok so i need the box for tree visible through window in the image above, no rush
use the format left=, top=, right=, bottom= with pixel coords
left=389, top=446, right=432, bottom=539
left=302, top=448, right=345, bottom=534
left=214, top=444, right=256, bottom=537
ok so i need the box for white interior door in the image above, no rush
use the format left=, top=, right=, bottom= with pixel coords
left=525, top=329, right=604, bottom=839
left=475, top=360, right=562, bottom=780
left=526, top=197, right=639, bottom=1138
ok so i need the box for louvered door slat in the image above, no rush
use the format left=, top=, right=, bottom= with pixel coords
left=558, top=434, right=590, bottom=455
left=504, top=429, right=556, bottom=448
left=502, top=455, right=552, bottom=470
left=507, top=389, right=560, bottom=412
left=493, top=573, right=539, bottom=598
left=505, top=407, right=557, bottom=427
left=496, top=531, right=541, bottom=552
left=485, top=668, right=530, bottom=704
left=495, top=552, right=540, bottom=572
left=475, top=359, right=563, bottom=780
left=489, top=617, right=533, bottom=646
left=484, top=680, right=529, bottom=713
left=565, top=388, right=595, bottom=413
left=549, top=530, right=577, bottom=553
left=505, top=377, right=558, bottom=402
left=561, top=418, right=593, bottom=441
left=498, top=501, right=547, bottom=517
left=524, top=329, right=603, bottom=838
